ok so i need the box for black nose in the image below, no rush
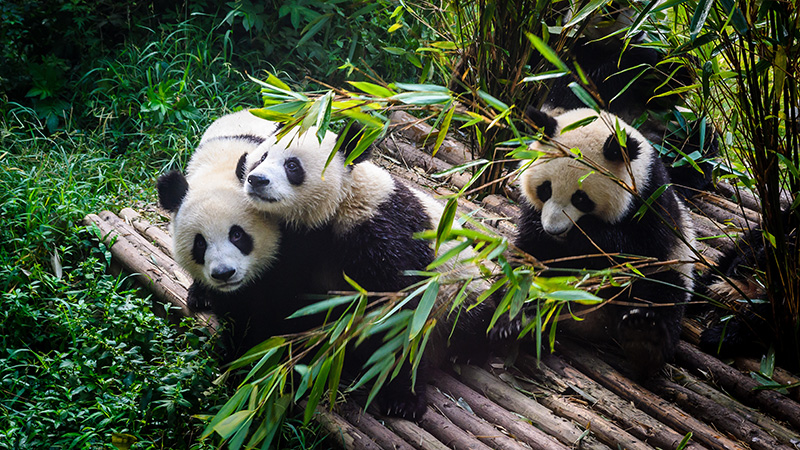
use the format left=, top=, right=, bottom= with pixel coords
left=248, top=174, right=270, bottom=188
left=211, top=267, right=236, bottom=281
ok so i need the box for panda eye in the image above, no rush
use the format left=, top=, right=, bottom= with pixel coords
left=194, top=234, right=206, bottom=249
left=259, top=151, right=269, bottom=163
left=230, top=229, right=242, bottom=242
left=284, top=159, right=299, bottom=172
left=192, top=234, right=207, bottom=265
left=571, top=190, right=595, bottom=213
left=536, top=181, right=552, bottom=202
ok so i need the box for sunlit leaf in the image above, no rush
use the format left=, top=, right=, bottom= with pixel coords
left=410, top=280, right=440, bottom=339
left=565, top=0, right=609, bottom=28
left=568, top=82, right=600, bottom=111
left=347, top=81, right=396, bottom=98
left=525, top=33, right=569, bottom=73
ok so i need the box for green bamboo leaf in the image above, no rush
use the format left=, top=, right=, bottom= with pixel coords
left=431, top=41, right=458, bottom=50
left=545, top=290, right=603, bottom=304
left=526, top=33, right=569, bottom=73
left=560, top=115, right=598, bottom=133
left=297, top=13, right=332, bottom=48
left=228, top=413, right=254, bottom=450
left=436, top=198, right=458, bottom=253
left=427, top=240, right=472, bottom=270
left=328, top=349, right=346, bottom=405
left=634, top=183, right=671, bottom=219
left=650, top=83, right=700, bottom=99
left=347, top=81, right=397, bottom=98
left=304, top=357, right=332, bottom=424
left=432, top=103, right=456, bottom=157
left=213, top=410, right=252, bottom=439
left=249, top=108, right=294, bottom=123
left=477, top=89, right=509, bottom=111
left=522, top=70, right=569, bottom=82
left=383, top=46, right=406, bottom=55
left=689, top=0, right=714, bottom=41
left=393, top=82, right=450, bottom=92
left=626, top=0, right=661, bottom=38
left=568, top=82, right=600, bottom=112
left=565, top=0, right=610, bottom=28
left=410, top=280, right=440, bottom=339
left=343, top=126, right=382, bottom=166
left=288, top=294, right=359, bottom=318
left=390, top=91, right=451, bottom=105
left=315, top=91, right=334, bottom=142
left=432, top=159, right=489, bottom=178
left=202, top=386, right=252, bottom=438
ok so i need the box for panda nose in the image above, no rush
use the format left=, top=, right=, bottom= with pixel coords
left=248, top=174, right=270, bottom=188
left=211, top=267, right=236, bottom=281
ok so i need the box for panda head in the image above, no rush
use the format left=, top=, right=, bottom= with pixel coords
left=238, top=123, right=369, bottom=229
left=157, top=171, right=280, bottom=292
left=520, top=107, right=654, bottom=238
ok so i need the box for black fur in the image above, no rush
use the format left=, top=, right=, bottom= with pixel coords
left=229, top=225, right=253, bottom=255
left=157, top=171, right=189, bottom=213
left=235, top=153, right=248, bottom=183
left=515, top=150, right=688, bottom=378
left=339, top=121, right=373, bottom=165
left=602, top=135, right=641, bottom=162
left=284, top=157, right=305, bottom=186
left=203, top=134, right=267, bottom=146
left=525, top=106, right=558, bottom=137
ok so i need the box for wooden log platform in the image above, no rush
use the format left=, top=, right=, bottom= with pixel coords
left=82, top=115, right=800, bottom=450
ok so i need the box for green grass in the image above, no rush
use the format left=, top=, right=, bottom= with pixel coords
left=0, top=18, right=332, bottom=448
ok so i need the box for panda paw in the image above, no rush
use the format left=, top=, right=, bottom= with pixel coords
left=378, top=384, right=428, bottom=420
left=488, top=315, right=524, bottom=342
left=618, top=308, right=671, bottom=378
left=187, top=282, right=214, bottom=311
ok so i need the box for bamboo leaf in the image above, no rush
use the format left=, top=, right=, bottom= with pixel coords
left=560, top=115, right=598, bottom=133
left=432, top=159, right=489, bottom=178
left=347, top=81, right=396, bottom=98
left=634, top=183, right=671, bottom=219
left=522, top=70, right=569, bottom=82
left=626, top=0, right=661, bottom=38
left=390, top=91, right=451, bottom=105
left=436, top=198, right=458, bottom=253
left=689, top=0, right=714, bottom=41
left=427, top=240, right=472, bottom=270
left=432, top=103, right=456, bottom=157
left=526, top=32, right=569, bottom=73
left=297, top=14, right=331, bottom=48
left=213, top=410, right=252, bottom=439
left=565, top=0, right=610, bottom=28
left=410, top=280, right=440, bottom=339
left=568, top=82, right=600, bottom=111
left=202, top=386, right=252, bottom=438
left=288, top=295, right=359, bottom=318
left=477, top=90, right=510, bottom=111
left=545, top=290, right=603, bottom=304
left=394, top=82, right=450, bottom=92
left=304, top=357, right=332, bottom=424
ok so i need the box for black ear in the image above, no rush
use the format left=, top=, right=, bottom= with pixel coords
left=339, top=121, right=372, bottom=164
left=524, top=106, right=558, bottom=137
left=235, top=152, right=248, bottom=183
left=603, top=135, right=641, bottom=162
left=157, top=170, right=189, bottom=213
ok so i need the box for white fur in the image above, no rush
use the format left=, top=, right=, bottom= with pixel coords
left=168, top=111, right=282, bottom=292
left=521, top=108, right=655, bottom=236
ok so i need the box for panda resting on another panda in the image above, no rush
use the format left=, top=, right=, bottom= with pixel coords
left=514, top=107, right=697, bottom=378
left=235, top=119, right=494, bottom=418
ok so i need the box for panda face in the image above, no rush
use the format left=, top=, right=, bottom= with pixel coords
left=242, top=127, right=349, bottom=229
left=171, top=186, right=280, bottom=292
left=520, top=108, right=654, bottom=238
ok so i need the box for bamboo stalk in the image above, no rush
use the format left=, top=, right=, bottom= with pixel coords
left=118, top=207, right=173, bottom=256
left=389, top=111, right=474, bottom=167
left=676, top=341, right=800, bottom=430
left=532, top=354, right=707, bottom=450
left=416, top=406, right=495, bottom=450
left=381, top=416, right=452, bottom=450
left=336, top=402, right=416, bottom=450
left=431, top=371, right=570, bottom=450
left=300, top=401, right=383, bottom=450
left=425, top=388, right=530, bottom=450
left=456, top=364, right=612, bottom=450
left=557, top=341, right=745, bottom=450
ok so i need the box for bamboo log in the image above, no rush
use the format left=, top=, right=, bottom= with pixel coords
left=425, top=388, right=530, bottom=450
left=734, top=358, right=800, bottom=403
left=676, top=341, right=800, bottom=430
left=715, top=182, right=762, bottom=213
left=301, top=401, right=383, bottom=450
left=431, top=371, right=570, bottom=450
left=83, top=212, right=215, bottom=328
left=381, top=417, right=452, bottom=450
left=532, top=354, right=706, bottom=450
left=506, top=359, right=653, bottom=450
left=647, top=377, right=792, bottom=450
left=687, top=197, right=754, bottom=230
left=336, top=402, right=416, bottom=450
left=389, top=111, right=474, bottom=167
left=557, top=340, right=745, bottom=450
left=456, top=365, right=612, bottom=450
left=416, top=406, right=495, bottom=450
left=379, top=133, right=471, bottom=190
left=695, top=192, right=761, bottom=225
left=671, top=366, right=800, bottom=448
left=118, top=207, right=173, bottom=255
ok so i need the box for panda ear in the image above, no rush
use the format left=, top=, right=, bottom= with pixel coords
left=235, top=152, right=248, bottom=183
left=603, top=135, right=641, bottom=162
left=157, top=170, right=189, bottom=213
left=524, top=106, right=558, bottom=137
left=339, top=121, right=372, bottom=164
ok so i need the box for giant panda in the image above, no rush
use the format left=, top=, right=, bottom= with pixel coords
left=236, top=121, right=494, bottom=418
left=514, top=107, right=697, bottom=378
left=157, top=110, right=331, bottom=360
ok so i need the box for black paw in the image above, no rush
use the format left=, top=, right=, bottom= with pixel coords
left=618, top=308, right=672, bottom=378
left=378, top=384, right=428, bottom=420
left=187, top=282, right=214, bottom=311
left=488, top=315, right=525, bottom=342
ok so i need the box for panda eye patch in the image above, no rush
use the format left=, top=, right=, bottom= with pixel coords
left=571, top=190, right=595, bottom=213
left=229, top=225, right=253, bottom=255
left=284, top=157, right=305, bottom=186
left=192, top=234, right=207, bottom=265
left=536, top=181, right=552, bottom=202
